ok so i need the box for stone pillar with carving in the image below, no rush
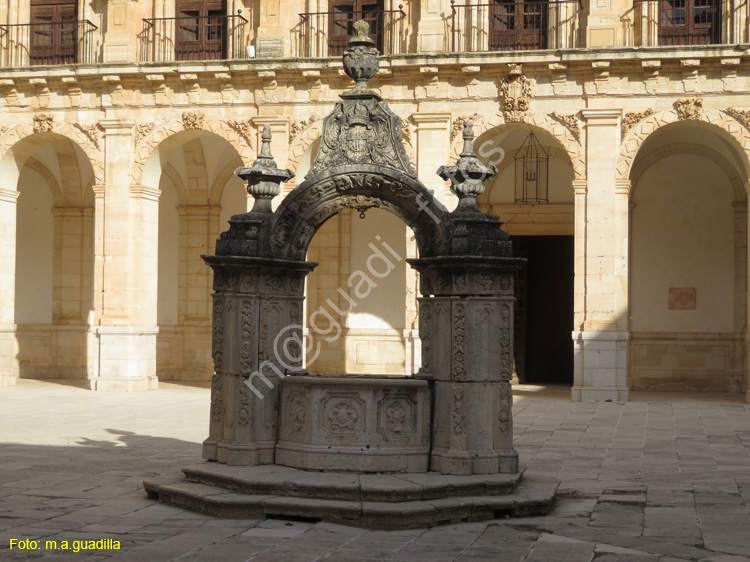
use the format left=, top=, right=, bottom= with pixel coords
left=411, top=122, right=523, bottom=475
left=0, top=188, right=19, bottom=386
left=203, top=125, right=315, bottom=465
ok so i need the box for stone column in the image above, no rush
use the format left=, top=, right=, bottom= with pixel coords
left=572, top=109, right=629, bottom=402
left=203, top=259, right=314, bottom=465
left=0, top=188, right=19, bottom=386
left=412, top=112, right=451, bottom=204
left=415, top=262, right=519, bottom=475
left=88, top=121, right=158, bottom=391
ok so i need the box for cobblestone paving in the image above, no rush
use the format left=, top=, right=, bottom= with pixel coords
left=1, top=380, right=749, bottom=561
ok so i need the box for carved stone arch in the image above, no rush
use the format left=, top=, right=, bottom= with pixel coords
left=0, top=122, right=103, bottom=189
left=131, top=117, right=253, bottom=186
left=630, top=142, right=747, bottom=202
left=270, top=165, right=448, bottom=261
left=286, top=119, right=324, bottom=175
left=448, top=113, right=584, bottom=180
left=618, top=108, right=750, bottom=182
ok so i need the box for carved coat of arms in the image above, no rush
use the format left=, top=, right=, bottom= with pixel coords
left=500, top=73, right=533, bottom=123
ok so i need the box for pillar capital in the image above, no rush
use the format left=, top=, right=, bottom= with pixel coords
left=129, top=185, right=161, bottom=202
left=581, top=109, right=622, bottom=125
left=0, top=188, right=19, bottom=203
left=100, top=120, right=135, bottom=134
left=412, top=112, right=452, bottom=128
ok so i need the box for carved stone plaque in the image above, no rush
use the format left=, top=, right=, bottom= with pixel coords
left=668, top=288, right=696, bottom=310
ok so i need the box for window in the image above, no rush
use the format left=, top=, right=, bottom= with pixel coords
left=658, top=0, right=720, bottom=45
left=328, top=0, right=384, bottom=56
left=489, top=0, right=548, bottom=51
left=175, top=0, right=226, bottom=60
left=29, top=0, right=76, bottom=65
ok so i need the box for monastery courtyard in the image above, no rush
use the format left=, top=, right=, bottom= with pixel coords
left=0, top=381, right=747, bottom=562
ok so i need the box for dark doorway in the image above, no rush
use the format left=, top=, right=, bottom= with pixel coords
left=175, top=0, right=227, bottom=61
left=511, top=235, right=574, bottom=384
left=328, top=0, right=384, bottom=56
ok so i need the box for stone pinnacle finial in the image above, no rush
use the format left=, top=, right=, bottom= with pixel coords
left=234, top=124, right=294, bottom=213
left=460, top=120, right=476, bottom=158
left=342, top=20, right=380, bottom=92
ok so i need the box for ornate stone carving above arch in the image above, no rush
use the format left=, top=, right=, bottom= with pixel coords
left=447, top=112, right=585, bottom=180
left=286, top=118, right=324, bottom=176
left=0, top=120, right=104, bottom=186
left=130, top=116, right=254, bottom=186
left=618, top=108, right=750, bottom=181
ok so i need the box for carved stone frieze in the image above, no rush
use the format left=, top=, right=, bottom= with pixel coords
left=452, top=387, right=465, bottom=435
left=675, top=98, right=702, bottom=121
left=725, top=108, right=750, bottom=130
left=324, top=398, right=360, bottom=435
left=239, top=300, right=253, bottom=375
left=621, top=109, right=655, bottom=139
left=225, top=119, right=253, bottom=147
left=400, top=118, right=413, bottom=144
left=211, top=298, right=225, bottom=374
left=182, top=111, right=205, bottom=130
left=73, top=122, right=102, bottom=151
left=210, top=374, right=222, bottom=422
left=499, top=303, right=512, bottom=379
left=450, top=113, right=479, bottom=143
left=550, top=112, right=581, bottom=143
left=237, top=384, right=251, bottom=427
left=498, top=380, right=511, bottom=434
left=135, top=122, right=156, bottom=146
left=289, top=115, right=318, bottom=144
left=499, top=71, right=533, bottom=123
left=33, top=113, right=54, bottom=134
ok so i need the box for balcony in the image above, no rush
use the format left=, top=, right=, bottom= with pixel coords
left=138, top=13, right=247, bottom=63
left=633, top=0, right=724, bottom=46
left=294, top=7, right=407, bottom=58
left=449, top=0, right=583, bottom=52
left=0, top=20, right=97, bottom=67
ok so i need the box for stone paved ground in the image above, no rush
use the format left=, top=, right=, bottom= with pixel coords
left=1, top=380, right=749, bottom=562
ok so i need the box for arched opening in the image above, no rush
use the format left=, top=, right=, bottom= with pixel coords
left=296, top=140, right=417, bottom=376
left=629, top=121, right=748, bottom=393
left=476, top=123, right=575, bottom=385
left=144, top=130, right=246, bottom=381
left=6, top=133, right=95, bottom=380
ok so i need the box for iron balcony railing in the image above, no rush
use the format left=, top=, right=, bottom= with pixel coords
left=295, top=7, right=407, bottom=58
left=633, top=0, right=722, bottom=46
left=139, top=13, right=247, bottom=63
left=0, top=19, right=98, bottom=67
left=450, top=0, right=583, bottom=52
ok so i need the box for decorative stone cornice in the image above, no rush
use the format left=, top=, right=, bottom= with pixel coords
left=182, top=111, right=205, bottom=130
left=550, top=112, right=581, bottom=143
left=621, top=109, right=655, bottom=139
left=674, top=98, right=702, bottom=120
left=450, top=114, right=479, bottom=143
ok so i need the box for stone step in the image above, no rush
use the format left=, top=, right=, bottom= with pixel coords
left=180, top=463, right=524, bottom=502
left=143, top=471, right=558, bottom=530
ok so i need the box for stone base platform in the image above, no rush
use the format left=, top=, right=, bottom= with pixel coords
left=143, top=463, right=559, bottom=530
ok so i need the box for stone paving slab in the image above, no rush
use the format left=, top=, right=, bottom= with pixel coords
left=0, top=381, right=749, bottom=560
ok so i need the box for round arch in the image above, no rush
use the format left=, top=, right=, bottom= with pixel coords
left=132, top=117, right=253, bottom=186
left=0, top=126, right=101, bottom=193
left=448, top=112, right=585, bottom=180
left=270, top=165, right=448, bottom=261
left=618, top=108, right=750, bottom=182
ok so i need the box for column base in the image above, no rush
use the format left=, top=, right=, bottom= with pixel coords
left=215, top=443, right=275, bottom=466
left=431, top=450, right=520, bottom=475
left=87, top=326, right=159, bottom=392
left=0, top=324, right=18, bottom=386
left=0, top=373, right=17, bottom=387
left=572, top=331, right=630, bottom=403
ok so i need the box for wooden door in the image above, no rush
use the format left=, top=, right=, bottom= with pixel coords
left=328, top=0, right=384, bottom=56
left=30, top=0, right=77, bottom=65
left=175, top=0, right=226, bottom=60
left=658, top=0, right=720, bottom=45
left=489, top=0, right=547, bottom=51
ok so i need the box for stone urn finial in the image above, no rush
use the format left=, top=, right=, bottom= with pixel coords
left=342, top=20, right=380, bottom=92
left=437, top=120, right=498, bottom=212
left=234, top=124, right=294, bottom=213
